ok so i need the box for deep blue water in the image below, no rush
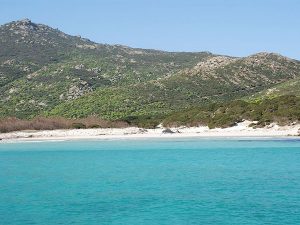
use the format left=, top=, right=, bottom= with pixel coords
left=1, top=138, right=300, bottom=225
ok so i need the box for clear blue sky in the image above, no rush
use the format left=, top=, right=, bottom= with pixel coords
left=1, top=0, right=299, bottom=59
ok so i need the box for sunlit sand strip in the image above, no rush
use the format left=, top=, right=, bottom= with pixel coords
left=1, top=121, right=299, bottom=143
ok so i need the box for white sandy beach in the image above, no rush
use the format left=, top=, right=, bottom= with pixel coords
left=0, top=121, right=300, bottom=142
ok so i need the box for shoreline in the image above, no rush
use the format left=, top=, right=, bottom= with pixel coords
left=1, top=121, right=300, bottom=143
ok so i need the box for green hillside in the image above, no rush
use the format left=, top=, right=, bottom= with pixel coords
left=0, top=19, right=212, bottom=118
left=1, top=19, right=300, bottom=124
left=46, top=53, right=300, bottom=120
left=247, top=77, right=300, bottom=101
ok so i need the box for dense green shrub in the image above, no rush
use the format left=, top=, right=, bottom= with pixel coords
left=163, top=95, right=300, bottom=129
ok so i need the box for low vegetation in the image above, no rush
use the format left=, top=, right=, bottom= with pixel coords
left=1, top=96, right=299, bottom=132
left=163, top=95, right=300, bottom=128
left=0, top=116, right=128, bottom=133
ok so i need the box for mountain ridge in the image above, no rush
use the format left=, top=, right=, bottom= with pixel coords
left=1, top=19, right=300, bottom=122
left=4, top=19, right=297, bottom=58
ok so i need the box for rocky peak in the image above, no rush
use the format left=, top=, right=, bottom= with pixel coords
left=242, top=52, right=297, bottom=67
left=183, top=56, right=237, bottom=77
left=0, top=19, right=96, bottom=47
left=10, top=18, right=38, bottom=32
left=247, top=52, right=293, bottom=61
left=19, top=18, right=32, bottom=24
left=0, top=19, right=73, bottom=48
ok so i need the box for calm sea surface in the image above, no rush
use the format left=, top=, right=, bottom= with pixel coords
left=1, top=138, right=300, bottom=225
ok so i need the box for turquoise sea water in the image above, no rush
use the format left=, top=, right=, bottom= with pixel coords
left=1, top=138, right=300, bottom=225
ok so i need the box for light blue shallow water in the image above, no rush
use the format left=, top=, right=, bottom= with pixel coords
left=1, top=138, right=300, bottom=225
